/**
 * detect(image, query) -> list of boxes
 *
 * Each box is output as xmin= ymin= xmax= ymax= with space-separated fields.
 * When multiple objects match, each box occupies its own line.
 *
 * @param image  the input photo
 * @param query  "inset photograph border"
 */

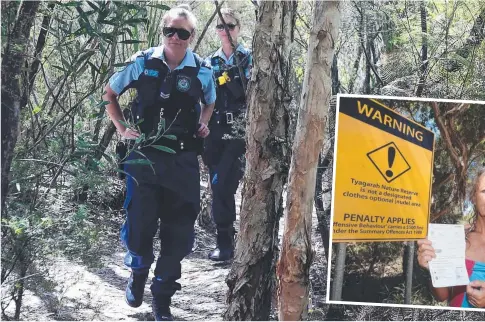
xmin=326 ymin=94 xmax=485 ymax=313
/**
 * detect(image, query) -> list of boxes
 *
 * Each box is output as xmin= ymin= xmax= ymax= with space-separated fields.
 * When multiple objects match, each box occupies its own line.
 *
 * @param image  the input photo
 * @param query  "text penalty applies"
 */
xmin=343 ymin=213 xmax=416 ymax=225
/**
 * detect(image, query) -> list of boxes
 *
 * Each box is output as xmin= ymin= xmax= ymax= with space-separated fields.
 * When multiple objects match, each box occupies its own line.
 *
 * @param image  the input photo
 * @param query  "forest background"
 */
xmin=1 ymin=0 xmax=485 ymax=320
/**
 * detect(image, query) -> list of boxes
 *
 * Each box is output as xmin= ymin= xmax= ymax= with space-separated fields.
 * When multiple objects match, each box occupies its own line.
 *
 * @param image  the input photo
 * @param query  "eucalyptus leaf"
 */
xmin=118 ymin=120 xmax=131 ymax=128
xmin=99 ymin=19 xmax=117 ymax=26
xmin=162 ymin=135 xmax=177 ymax=141
xmin=120 ymin=159 xmax=154 ymax=165
xmin=151 ymin=145 xmax=176 ymax=154
xmin=120 ymin=40 xmax=145 ymax=44
xmin=146 ymin=4 xmax=171 ymax=10
xmin=125 ymin=18 xmax=148 ymax=25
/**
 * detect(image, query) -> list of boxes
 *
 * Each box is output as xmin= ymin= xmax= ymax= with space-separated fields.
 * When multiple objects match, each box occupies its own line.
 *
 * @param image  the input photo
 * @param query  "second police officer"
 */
xmin=103 ymin=5 xmax=215 ymax=321
xmin=203 ymin=8 xmax=252 ymax=261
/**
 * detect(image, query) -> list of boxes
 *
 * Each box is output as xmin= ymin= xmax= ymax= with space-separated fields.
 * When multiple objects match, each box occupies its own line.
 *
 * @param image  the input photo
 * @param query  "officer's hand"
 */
xmin=466 ymin=280 xmax=485 ymax=308
xmin=197 ymin=123 xmax=210 ymax=138
xmin=121 ymin=128 xmax=140 ymax=139
xmin=417 ymin=239 xmax=436 ymax=270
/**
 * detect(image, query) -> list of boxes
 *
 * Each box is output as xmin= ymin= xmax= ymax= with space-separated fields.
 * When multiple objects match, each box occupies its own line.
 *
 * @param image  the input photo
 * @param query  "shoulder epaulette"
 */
xmin=193 ymin=52 xmax=211 ymax=69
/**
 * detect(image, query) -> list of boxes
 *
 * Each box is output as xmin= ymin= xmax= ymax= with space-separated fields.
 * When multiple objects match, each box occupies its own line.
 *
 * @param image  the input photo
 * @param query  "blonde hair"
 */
xmin=160 ymin=4 xmax=197 ymax=32
xmin=467 ymin=168 xmax=485 ymax=235
xmin=218 ymin=7 xmax=241 ymax=27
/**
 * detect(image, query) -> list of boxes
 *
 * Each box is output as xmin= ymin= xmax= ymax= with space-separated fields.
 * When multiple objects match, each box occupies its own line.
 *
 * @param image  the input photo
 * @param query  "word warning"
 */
xmin=332 ymin=96 xmax=435 ymax=242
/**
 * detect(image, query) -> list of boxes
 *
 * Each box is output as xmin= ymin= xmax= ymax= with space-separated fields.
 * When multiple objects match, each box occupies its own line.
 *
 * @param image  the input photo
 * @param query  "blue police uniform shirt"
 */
xmin=109 ymin=46 xmax=216 ymax=105
xmin=207 ymin=43 xmax=252 ymax=80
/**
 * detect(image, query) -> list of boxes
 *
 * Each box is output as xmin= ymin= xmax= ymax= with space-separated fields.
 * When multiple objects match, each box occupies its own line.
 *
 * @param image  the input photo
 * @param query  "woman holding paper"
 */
xmin=417 ymin=169 xmax=485 ymax=308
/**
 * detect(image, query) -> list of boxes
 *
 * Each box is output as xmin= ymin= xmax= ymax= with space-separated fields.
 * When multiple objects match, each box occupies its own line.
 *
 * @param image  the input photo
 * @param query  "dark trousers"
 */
xmin=203 ymin=138 xmax=245 ymax=228
xmin=121 ymin=149 xmax=200 ymax=297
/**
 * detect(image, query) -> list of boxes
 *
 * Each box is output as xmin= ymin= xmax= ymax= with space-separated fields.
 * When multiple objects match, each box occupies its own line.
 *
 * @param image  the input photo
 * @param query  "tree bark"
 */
xmin=415 ymin=1 xmax=428 ymax=97
xmin=277 ymin=1 xmax=340 ymax=319
xmin=331 ymin=55 xmax=340 ymax=95
xmin=314 ymin=152 xmax=329 ymax=256
xmin=13 ymin=250 xmax=29 ymax=320
xmin=457 ymin=7 xmax=485 ymax=58
xmin=314 ymin=58 xmax=339 ymax=258
xmin=21 ymin=2 xmax=56 ymax=109
xmin=348 ymin=6 xmax=364 ymax=94
xmin=363 ymin=4 xmax=371 ymax=94
xmin=1 ymin=0 xmax=40 ymax=212
xmin=224 ymin=1 xmax=296 ymax=320
xmin=431 ymin=102 xmax=471 ymax=205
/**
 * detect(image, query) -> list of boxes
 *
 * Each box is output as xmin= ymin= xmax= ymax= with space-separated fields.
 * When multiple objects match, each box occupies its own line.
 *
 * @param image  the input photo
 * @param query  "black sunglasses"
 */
xmin=162 ymin=27 xmax=192 ymax=40
xmin=216 ymin=23 xmax=237 ymax=31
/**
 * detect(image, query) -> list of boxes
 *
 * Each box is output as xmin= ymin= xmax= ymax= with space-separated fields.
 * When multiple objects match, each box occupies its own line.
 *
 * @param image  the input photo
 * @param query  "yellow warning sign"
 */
xmin=332 ymin=96 xmax=435 ymax=242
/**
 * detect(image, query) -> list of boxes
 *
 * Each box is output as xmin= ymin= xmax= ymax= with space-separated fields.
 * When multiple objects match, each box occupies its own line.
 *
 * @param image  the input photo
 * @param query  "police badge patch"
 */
xmin=144 ymin=69 xmax=159 ymax=77
xmin=176 ymin=75 xmax=191 ymax=92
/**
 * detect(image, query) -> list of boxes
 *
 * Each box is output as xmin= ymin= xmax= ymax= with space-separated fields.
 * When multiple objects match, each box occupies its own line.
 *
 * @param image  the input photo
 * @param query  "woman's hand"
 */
xmin=121 ymin=128 xmax=140 ymax=139
xmin=466 ymin=280 xmax=485 ymax=308
xmin=197 ymin=123 xmax=210 ymax=138
xmin=417 ymin=239 xmax=436 ymax=270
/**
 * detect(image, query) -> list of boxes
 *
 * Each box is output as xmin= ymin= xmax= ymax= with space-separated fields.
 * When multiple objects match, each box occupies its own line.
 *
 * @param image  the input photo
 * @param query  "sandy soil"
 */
xmin=5 ymin=185 xmax=330 ymax=321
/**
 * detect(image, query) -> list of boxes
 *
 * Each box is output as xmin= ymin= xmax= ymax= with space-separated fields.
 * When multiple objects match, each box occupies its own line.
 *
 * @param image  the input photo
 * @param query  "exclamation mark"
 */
xmin=386 ymin=146 xmax=396 ymax=177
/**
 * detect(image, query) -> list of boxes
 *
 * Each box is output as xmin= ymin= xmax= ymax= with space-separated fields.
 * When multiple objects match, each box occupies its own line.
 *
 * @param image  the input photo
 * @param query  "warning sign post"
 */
xmin=332 ymin=96 xmax=435 ymax=242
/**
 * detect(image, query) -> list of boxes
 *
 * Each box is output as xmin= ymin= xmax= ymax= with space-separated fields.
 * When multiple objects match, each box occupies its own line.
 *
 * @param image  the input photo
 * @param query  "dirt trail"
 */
xmin=10 ymin=188 xmax=238 ymax=321
xmin=13 ymin=248 xmax=231 ymax=320
xmin=9 ymin=187 xmax=328 ymax=321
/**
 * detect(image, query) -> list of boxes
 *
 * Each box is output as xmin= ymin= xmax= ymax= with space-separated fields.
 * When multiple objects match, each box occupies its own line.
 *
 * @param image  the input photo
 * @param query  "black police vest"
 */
xmin=131 ymin=53 xmax=206 ymax=144
xmin=210 ymin=51 xmax=249 ymax=117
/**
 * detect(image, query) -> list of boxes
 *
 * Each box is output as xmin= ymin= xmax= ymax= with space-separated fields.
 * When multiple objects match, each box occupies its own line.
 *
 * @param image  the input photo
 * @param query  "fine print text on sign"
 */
xmin=428 ymin=224 xmax=470 ymax=287
xmin=332 ymin=95 xmax=435 ymax=242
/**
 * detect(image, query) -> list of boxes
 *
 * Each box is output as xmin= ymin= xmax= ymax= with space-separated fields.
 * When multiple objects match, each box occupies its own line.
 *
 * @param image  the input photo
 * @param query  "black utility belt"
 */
xmin=132 ymin=136 xmax=202 ymax=154
xmin=157 ymin=136 xmax=201 ymax=153
xmin=213 ymin=111 xmax=246 ymax=126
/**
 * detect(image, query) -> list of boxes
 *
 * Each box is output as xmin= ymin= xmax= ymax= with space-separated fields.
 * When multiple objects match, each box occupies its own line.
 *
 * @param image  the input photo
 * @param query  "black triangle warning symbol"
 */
xmin=367 ymin=142 xmax=411 ymax=183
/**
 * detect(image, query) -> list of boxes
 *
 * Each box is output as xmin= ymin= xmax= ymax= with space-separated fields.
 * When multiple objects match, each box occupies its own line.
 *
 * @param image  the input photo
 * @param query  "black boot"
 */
xmin=152 ymin=296 xmax=173 ymax=321
xmin=125 ymin=271 xmax=148 ymax=307
xmin=150 ymin=277 xmax=180 ymax=321
xmin=208 ymin=226 xmax=235 ymax=261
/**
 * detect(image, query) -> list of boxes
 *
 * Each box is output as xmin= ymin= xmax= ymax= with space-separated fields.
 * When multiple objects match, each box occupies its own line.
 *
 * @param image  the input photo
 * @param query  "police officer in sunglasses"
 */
xmin=103 ymin=4 xmax=215 ymax=321
xmin=203 ymin=8 xmax=252 ymax=262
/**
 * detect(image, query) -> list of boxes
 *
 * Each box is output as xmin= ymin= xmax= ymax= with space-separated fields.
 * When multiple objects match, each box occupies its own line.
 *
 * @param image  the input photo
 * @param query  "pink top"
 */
xmin=449 ymin=258 xmax=485 ymax=308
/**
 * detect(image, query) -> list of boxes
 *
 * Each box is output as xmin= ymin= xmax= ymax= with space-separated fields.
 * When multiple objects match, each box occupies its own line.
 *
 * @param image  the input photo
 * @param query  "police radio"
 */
xmin=217 ymin=71 xmax=231 ymax=86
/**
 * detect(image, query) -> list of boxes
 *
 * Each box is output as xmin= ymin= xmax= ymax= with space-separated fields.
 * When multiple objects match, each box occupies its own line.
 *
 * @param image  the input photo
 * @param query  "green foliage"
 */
xmin=0 ymin=1 xmax=174 ymax=318
xmin=2 ymin=0 xmax=484 ymax=318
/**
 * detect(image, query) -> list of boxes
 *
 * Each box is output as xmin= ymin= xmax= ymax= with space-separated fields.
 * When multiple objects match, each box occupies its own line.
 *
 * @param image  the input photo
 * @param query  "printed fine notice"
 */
xmin=428 ymin=223 xmax=470 ymax=288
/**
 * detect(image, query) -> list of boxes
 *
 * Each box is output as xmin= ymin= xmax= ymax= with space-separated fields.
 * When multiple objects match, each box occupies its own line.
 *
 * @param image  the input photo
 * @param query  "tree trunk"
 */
xmin=277 ymin=1 xmax=340 ymax=319
xmin=93 ymin=108 xmax=131 ymax=161
xmin=92 ymin=27 xmax=119 ymax=144
xmin=415 ymin=1 xmax=428 ymax=97
xmin=1 ymin=0 xmax=40 ymax=212
xmin=224 ymin=1 xmax=296 ymax=320
xmin=348 ymin=7 xmax=364 ymax=94
xmin=314 ymin=152 xmax=330 ymax=256
xmin=331 ymin=55 xmax=340 ymax=95
xmin=21 ymin=2 xmax=56 ymax=109
xmin=431 ymin=102 xmax=471 ymax=206
xmin=457 ymin=7 xmax=485 ymax=58
xmin=363 ymin=4 xmax=371 ymax=94
xmin=314 ymin=57 xmax=339 ymax=258
xmin=13 ymin=251 xmax=29 ymax=320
